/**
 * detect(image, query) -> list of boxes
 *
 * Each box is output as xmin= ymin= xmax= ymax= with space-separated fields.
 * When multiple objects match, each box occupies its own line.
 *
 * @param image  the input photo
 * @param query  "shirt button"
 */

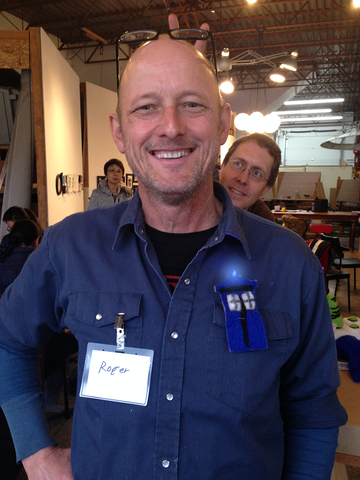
xmin=139 ymin=228 xmax=144 ymax=235
xmin=162 ymin=460 xmax=170 ymax=468
xmin=171 ymin=332 xmax=179 ymax=339
xmin=166 ymin=393 xmax=174 ymax=401
xmin=95 ymin=314 xmax=102 ymax=320
xmin=184 ymin=278 xmax=190 ymax=285
xmin=214 ymin=236 xmax=219 ymax=241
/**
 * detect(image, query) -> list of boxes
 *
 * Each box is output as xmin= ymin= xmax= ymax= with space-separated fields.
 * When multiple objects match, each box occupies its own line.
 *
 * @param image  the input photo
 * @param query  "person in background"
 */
xmin=0 ymin=219 xmax=42 ymax=295
xmin=0 ymin=206 xmax=31 ymax=253
xmin=87 ymin=158 xmax=133 ymax=209
xmin=219 ymin=133 xmax=281 ymax=222
xmin=0 ymin=21 xmax=346 ymax=480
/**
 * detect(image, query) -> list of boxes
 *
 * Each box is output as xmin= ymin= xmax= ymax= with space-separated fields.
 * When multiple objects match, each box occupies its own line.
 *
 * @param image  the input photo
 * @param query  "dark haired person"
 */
xmin=0 ymin=206 xmax=31 ymax=255
xmin=88 ymin=158 xmax=133 ymax=209
xmin=220 ymin=133 xmax=281 ymax=221
xmin=0 ymin=219 xmax=42 ymax=295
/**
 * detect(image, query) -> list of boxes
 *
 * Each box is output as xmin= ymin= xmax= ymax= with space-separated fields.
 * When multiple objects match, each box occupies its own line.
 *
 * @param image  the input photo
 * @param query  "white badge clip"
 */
xmin=114 ymin=312 xmax=126 ymax=351
xmin=80 ymin=312 xmax=154 ymax=406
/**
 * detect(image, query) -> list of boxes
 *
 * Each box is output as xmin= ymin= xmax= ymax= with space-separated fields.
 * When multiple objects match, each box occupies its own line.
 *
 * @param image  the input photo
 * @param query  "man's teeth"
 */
xmin=230 ymin=188 xmax=245 ymax=196
xmin=154 ymin=151 xmax=190 ymax=159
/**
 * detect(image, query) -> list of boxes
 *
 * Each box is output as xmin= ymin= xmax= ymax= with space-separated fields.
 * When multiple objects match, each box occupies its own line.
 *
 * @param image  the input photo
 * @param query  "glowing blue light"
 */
xmin=232 ymin=270 xmax=237 ymax=277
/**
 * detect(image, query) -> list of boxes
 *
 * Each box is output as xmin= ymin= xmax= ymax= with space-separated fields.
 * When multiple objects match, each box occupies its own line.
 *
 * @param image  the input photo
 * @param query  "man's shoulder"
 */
xmin=50 ymin=202 xmax=130 ymax=237
xmin=235 ymin=205 xmax=311 ymax=251
xmin=248 ymin=199 xmax=275 ymax=222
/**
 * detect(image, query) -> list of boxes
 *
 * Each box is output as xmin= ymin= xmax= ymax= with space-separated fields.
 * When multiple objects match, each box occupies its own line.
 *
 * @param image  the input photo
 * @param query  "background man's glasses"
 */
xmin=229 ymin=159 xmax=269 ymax=183
xmin=116 ymin=28 xmax=218 ymax=90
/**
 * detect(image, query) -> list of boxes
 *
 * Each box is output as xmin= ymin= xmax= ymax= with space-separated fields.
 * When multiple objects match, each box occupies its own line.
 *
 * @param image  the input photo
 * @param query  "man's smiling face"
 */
xmin=219 ymin=140 xmax=273 ymax=210
xmin=111 ymin=37 xmax=230 ymax=206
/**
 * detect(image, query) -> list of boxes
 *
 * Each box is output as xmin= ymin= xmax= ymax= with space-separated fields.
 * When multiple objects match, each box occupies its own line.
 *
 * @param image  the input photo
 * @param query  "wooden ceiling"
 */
xmin=1 ymin=0 xmax=360 ymax=119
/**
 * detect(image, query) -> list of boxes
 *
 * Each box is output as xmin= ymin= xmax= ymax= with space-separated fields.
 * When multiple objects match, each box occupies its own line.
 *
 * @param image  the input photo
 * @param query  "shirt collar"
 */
xmin=113 ymin=182 xmax=251 ymax=258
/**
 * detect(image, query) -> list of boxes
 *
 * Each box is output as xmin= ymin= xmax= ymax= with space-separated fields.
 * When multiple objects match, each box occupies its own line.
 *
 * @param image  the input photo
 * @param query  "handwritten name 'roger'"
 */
xmin=98 ymin=361 xmax=130 ymax=375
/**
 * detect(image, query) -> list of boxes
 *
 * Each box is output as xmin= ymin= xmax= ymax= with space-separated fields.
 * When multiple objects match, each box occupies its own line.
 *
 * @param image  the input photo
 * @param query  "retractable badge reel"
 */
xmin=80 ymin=313 xmax=154 ymax=406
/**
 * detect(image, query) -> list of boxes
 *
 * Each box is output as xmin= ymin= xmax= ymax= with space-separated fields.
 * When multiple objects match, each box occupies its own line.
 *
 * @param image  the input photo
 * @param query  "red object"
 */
xmin=309 ymin=224 xmax=333 ymax=234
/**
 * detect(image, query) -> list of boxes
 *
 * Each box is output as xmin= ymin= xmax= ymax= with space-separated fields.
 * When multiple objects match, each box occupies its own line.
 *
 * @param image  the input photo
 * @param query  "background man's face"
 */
xmin=112 ymin=38 xmax=230 ymax=205
xmin=219 ymin=140 xmax=273 ymax=210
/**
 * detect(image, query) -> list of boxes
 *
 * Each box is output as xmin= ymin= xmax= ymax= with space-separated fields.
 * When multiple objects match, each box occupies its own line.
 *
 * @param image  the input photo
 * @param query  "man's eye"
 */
xmin=251 ymin=169 xmax=263 ymax=178
xmin=139 ymin=105 xmax=152 ymax=110
xmin=234 ymin=161 xmax=244 ymax=168
xmin=186 ymin=102 xmax=199 ymax=108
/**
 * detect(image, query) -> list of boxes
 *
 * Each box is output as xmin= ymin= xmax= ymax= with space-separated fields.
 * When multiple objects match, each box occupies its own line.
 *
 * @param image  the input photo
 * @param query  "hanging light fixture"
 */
xmin=354 ymin=0 xmax=360 ymax=7
xmin=269 ymin=68 xmax=286 ymax=83
xmin=234 ymin=112 xmax=281 ymax=134
xmin=220 ymin=79 xmax=234 ymax=94
xmin=280 ymin=51 xmax=298 ymax=71
xmin=218 ymin=48 xmax=233 ymax=94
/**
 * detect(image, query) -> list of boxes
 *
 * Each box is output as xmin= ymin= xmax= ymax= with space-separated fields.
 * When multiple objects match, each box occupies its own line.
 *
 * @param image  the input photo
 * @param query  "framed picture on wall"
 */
xmin=97 ymin=175 xmax=105 ymax=185
xmin=126 ymin=173 xmax=133 ymax=189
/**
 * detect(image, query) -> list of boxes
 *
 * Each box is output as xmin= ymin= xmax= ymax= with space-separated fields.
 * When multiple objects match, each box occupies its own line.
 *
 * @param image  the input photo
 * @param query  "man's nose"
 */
xmin=236 ymin=168 xmax=251 ymax=183
xmin=155 ymin=107 xmax=186 ymax=138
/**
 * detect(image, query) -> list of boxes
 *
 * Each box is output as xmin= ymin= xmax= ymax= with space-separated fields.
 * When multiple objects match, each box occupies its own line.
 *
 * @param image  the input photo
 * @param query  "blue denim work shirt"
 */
xmin=0 ymin=182 xmax=347 ymax=479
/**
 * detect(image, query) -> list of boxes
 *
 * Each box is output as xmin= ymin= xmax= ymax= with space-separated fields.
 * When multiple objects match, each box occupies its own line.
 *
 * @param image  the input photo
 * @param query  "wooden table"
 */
xmin=273 ymin=211 xmax=358 ymax=252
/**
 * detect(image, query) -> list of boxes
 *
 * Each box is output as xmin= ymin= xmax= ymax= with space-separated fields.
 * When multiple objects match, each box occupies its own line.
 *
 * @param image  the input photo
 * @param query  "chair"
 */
xmin=319 ymin=234 xmax=351 ymax=311
xmin=321 ymin=233 xmax=360 ymax=290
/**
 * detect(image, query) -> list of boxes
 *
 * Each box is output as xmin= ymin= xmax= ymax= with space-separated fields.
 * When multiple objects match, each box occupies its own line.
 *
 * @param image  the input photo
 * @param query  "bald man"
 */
xmin=0 ymin=26 xmax=346 ymax=480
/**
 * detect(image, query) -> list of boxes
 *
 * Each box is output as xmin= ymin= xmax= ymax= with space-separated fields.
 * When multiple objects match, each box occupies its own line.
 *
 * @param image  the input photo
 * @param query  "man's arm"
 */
xmin=282 ymin=427 xmax=339 ymax=480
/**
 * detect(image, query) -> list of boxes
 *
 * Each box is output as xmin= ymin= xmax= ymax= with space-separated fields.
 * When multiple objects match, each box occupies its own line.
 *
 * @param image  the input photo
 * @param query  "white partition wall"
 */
xmin=41 ymin=29 xmax=84 ymax=226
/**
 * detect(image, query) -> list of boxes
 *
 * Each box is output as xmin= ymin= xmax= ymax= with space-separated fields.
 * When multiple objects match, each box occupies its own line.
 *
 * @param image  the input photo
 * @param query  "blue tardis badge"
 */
xmin=215 ymin=272 xmax=268 ymax=352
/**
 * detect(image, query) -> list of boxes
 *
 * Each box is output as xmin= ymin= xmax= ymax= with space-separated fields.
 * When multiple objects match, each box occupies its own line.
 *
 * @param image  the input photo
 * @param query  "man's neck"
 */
xmin=139 ymin=179 xmax=222 ymax=233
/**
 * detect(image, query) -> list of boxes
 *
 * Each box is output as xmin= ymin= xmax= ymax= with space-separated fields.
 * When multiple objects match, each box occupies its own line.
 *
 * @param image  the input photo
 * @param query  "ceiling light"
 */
xmin=284 ymin=98 xmax=344 ymax=106
xmin=221 ymin=48 xmax=230 ymax=58
xmin=220 ymin=80 xmax=234 ymax=94
xmin=270 ymin=68 xmax=285 ymax=83
xmin=280 ymin=116 xmax=343 ymax=123
xmin=353 ymin=0 xmax=360 ymax=7
xmin=247 ymin=0 xmax=257 ymax=3
xmin=277 ymin=109 xmax=332 ymax=115
xmin=234 ymin=112 xmax=281 ymax=133
xmin=280 ymin=51 xmax=298 ymax=71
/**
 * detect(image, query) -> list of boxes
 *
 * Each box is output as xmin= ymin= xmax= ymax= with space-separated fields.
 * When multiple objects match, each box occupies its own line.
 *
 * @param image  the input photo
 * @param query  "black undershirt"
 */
xmin=145 ymin=224 xmax=217 ymax=293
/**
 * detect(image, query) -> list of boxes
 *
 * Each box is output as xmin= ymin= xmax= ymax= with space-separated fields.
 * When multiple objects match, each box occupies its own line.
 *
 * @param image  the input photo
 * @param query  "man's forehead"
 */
xmin=120 ymin=37 xmax=212 ymax=87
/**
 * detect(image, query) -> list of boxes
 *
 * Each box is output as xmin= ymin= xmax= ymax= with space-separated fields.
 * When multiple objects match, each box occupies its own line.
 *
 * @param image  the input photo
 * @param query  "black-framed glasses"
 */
xmin=116 ymin=28 xmax=218 ymax=90
xmin=229 ymin=159 xmax=269 ymax=183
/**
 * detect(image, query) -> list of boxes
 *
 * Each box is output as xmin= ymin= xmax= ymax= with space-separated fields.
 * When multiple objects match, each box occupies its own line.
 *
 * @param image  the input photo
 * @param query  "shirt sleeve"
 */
xmin=282 ymin=427 xmax=339 ymax=480
xmin=0 ymin=344 xmax=56 ymax=461
xmin=0 ymin=229 xmax=61 ymax=460
xmin=87 ymin=190 xmax=98 ymax=210
xmin=280 ymin=260 xmax=347 ymax=429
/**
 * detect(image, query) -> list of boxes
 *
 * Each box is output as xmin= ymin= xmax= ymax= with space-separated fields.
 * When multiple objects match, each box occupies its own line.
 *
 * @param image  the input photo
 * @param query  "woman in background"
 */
xmin=0 ymin=219 xmax=42 ymax=295
xmin=88 ymin=158 xmax=133 ymax=209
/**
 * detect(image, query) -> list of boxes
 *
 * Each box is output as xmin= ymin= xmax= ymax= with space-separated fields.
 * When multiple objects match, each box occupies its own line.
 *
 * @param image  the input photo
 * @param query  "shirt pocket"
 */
xmin=205 ymin=302 xmax=293 ymax=413
xmin=66 ymin=292 xmax=143 ymax=346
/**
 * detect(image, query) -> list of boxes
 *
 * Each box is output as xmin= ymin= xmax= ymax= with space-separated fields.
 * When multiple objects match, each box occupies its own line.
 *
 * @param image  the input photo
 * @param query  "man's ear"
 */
xmin=110 ymin=113 xmax=125 ymax=154
xmin=219 ymin=103 xmax=232 ymax=145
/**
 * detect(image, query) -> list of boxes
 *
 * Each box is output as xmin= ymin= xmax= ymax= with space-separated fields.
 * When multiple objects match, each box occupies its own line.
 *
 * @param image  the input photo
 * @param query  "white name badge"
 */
xmin=80 ymin=343 xmax=154 ymax=406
